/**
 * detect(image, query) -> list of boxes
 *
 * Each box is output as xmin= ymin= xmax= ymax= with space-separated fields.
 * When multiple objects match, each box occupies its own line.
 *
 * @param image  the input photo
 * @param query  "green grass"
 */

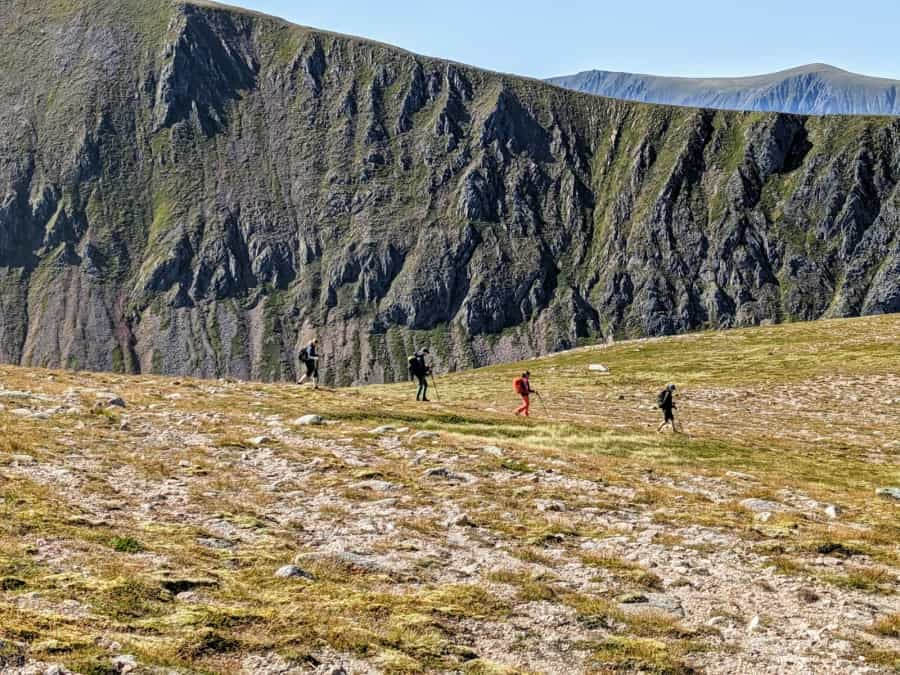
xmin=0 ymin=314 xmax=898 ymax=672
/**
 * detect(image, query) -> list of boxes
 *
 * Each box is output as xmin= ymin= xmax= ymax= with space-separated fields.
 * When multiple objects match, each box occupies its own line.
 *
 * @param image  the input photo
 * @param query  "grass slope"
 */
xmin=0 ymin=315 xmax=898 ymax=673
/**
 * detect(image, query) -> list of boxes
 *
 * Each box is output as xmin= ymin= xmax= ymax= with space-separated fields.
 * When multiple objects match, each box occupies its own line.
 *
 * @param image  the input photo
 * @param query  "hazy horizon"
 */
xmin=226 ymin=0 xmax=900 ymax=81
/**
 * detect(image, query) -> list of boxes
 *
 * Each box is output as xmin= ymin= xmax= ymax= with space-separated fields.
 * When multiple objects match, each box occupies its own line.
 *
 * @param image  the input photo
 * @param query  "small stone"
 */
xmin=247 ymin=436 xmax=270 ymax=447
xmin=876 ymin=487 xmax=900 ymax=501
xmin=451 ymin=513 xmax=475 ymax=527
xmin=275 ymin=565 xmax=314 ymax=580
xmin=482 ymin=445 xmax=504 ymax=457
xmin=536 ymin=499 xmax=567 ymax=513
xmin=411 ymin=431 xmax=439 ymax=440
xmin=105 ymin=397 xmax=127 ymax=409
xmin=295 ymin=415 xmax=324 ymax=426
xmin=352 ymin=479 xmax=397 ymax=492
xmin=588 ymin=364 xmax=610 ymax=373
xmin=11 ymin=454 xmax=36 ymax=466
xmin=112 ymin=654 xmax=137 ymax=673
xmin=11 ymin=408 xmax=30 ymax=416
xmin=371 ymin=425 xmax=396 ymax=435
xmin=425 ymin=467 xmax=452 ymax=479
xmin=618 ymin=593 xmax=684 ymax=618
xmin=747 ymin=615 xmax=761 ymax=633
xmin=755 ymin=512 xmax=773 ymax=523
xmin=740 ymin=498 xmax=787 ymax=513
xmin=824 ymin=504 xmax=841 ymax=519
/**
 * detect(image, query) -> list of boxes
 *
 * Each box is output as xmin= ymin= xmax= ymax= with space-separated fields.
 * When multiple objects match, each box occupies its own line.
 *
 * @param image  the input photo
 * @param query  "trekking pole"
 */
xmin=535 ymin=391 xmax=549 ymax=414
xmin=430 ymin=375 xmax=441 ymax=402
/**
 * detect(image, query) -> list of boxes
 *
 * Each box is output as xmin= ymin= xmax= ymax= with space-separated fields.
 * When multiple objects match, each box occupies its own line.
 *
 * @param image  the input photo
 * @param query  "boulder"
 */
xmin=275 ymin=565 xmax=315 ymax=580
xmin=617 ymin=592 xmax=684 ymax=618
xmin=740 ymin=498 xmax=788 ymax=513
xmin=294 ymin=415 xmax=325 ymax=426
xmin=876 ymin=487 xmax=900 ymax=501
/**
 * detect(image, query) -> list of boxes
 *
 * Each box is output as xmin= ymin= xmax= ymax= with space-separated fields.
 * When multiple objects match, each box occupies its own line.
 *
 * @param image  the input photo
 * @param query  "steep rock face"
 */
xmin=0 ymin=0 xmax=898 ymax=385
xmin=549 ymin=64 xmax=900 ymax=116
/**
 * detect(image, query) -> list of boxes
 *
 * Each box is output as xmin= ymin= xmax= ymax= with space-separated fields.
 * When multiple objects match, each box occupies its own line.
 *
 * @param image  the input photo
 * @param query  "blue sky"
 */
xmin=230 ymin=0 xmax=899 ymax=80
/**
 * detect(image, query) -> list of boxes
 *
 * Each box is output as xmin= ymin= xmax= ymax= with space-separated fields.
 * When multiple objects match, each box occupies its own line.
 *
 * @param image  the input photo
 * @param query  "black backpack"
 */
xmin=409 ymin=355 xmax=425 ymax=376
xmin=299 ymin=347 xmax=309 ymax=363
xmin=657 ymin=389 xmax=669 ymax=409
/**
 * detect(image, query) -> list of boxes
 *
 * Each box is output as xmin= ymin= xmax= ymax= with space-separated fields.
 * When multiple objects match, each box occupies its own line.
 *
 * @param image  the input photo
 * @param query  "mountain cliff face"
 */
xmin=548 ymin=64 xmax=900 ymax=116
xmin=1 ymin=0 xmax=899 ymax=385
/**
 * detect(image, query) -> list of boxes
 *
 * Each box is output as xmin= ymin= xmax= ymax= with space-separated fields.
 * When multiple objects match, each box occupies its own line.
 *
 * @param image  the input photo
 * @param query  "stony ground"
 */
xmin=0 ymin=316 xmax=899 ymax=674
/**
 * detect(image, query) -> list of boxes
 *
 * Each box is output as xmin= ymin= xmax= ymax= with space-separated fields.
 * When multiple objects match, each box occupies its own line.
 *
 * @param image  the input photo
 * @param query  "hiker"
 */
xmin=297 ymin=338 xmax=320 ymax=389
xmin=657 ymin=383 xmax=679 ymax=433
xmin=514 ymin=371 xmax=535 ymax=417
xmin=409 ymin=348 xmax=431 ymax=402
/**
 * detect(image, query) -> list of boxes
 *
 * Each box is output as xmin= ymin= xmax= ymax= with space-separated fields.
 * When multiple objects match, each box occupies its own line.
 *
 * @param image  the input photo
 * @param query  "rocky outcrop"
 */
xmin=0 ymin=0 xmax=898 ymax=385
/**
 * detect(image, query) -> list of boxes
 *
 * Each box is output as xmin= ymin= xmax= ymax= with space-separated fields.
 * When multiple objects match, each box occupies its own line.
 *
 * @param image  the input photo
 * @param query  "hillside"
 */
xmin=548 ymin=64 xmax=900 ymax=116
xmin=0 ymin=315 xmax=899 ymax=674
xmin=1 ymin=1 xmax=900 ymax=385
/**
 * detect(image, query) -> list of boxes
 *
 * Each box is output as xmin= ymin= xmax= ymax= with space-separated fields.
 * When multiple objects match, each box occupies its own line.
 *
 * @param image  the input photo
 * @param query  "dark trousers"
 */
xmin=416 ymin=375 xmax=428 ymax=401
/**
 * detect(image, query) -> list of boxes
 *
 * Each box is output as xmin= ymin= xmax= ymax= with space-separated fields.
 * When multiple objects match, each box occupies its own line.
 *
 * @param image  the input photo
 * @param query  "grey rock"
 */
xmin=617 ymin=592 xmax=685 ymax=618
xmin=371 ymin=426 xmax=397 ymax=435
xmin=275 ymin=565 xmax=315 ymax=580
xmin=740 ymin=498 xmax=789 ymax=513
xmin=10 ymin=454 xmax=36 ymax=466
xmin=111 ymin=654 xmax=137 ymax=673
xmin=876 ymin=487 xmax=900 ymax=501
xmin=482 ymin=446 xmax=505 ymax=457
xmin=197 ymin=537 xmax=235 ymax=549
xmin=411 ymin=431 xmax=439 ymax=440
xmin=352 ymin=479 xmax=397 ymax=492
xmin=536 ymin=499 xmax=567 ymax=513
xmin=295 ymin=414 xmax=325 ymax=426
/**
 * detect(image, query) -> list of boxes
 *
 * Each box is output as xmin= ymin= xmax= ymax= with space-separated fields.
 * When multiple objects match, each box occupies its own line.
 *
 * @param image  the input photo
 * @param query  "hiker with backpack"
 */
xmin=297 ymin=338 xmax=320 ymax=389
xmin=514 ymin=371 xmax=536 ymax=417
xmin=657 ymin=384 xmax=679 ymax=433
xmin=409 ymin=348 xmax=432 ymax=402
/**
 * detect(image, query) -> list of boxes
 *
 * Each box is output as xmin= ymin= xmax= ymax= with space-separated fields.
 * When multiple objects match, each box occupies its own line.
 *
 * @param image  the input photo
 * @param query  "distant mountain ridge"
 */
xmin=548 ymin=64 xmax=900 ymax=115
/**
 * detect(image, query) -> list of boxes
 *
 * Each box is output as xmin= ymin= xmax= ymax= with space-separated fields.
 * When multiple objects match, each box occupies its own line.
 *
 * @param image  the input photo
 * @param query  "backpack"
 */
xmin=299 ymin=347 xmax=309 ymax=363
xmin=657 ymin=389 xmax=669 ymax=409
xmin=513 ymin=377 xmax=528 ymax=396
xmin=408 ymin=355 xmax=421 ymax=375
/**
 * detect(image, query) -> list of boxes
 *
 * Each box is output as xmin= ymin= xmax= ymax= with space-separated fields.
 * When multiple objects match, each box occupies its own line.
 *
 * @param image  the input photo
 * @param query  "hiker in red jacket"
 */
xmin=514 ymin=371 xmax=534 ymax=417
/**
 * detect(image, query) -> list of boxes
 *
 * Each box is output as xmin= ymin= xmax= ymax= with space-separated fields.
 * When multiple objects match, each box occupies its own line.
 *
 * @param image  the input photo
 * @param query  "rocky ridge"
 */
xmin=1 ymin=1 xmax=899 ymax=384
xmin=549 ymin=64 xmax=900 ymax=116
